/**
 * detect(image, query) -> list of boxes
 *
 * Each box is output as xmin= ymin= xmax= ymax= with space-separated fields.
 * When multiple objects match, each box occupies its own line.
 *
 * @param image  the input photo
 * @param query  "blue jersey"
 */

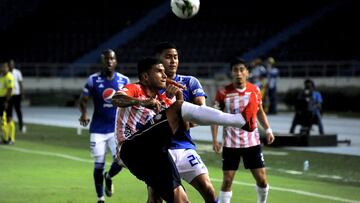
xmin=83 ymin=72 xmax=130 ymax=134
xmin=170 ymin=74 xmax=207 ymax=150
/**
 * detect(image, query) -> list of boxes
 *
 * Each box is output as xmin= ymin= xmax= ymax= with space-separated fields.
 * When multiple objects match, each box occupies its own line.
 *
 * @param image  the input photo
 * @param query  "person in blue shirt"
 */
xmin=265 ymin=57 xmax=279 ymax=114
xmin=290 ymin=79 xmax=324 ymax=135
xmin=148 ymin=42 xmax=217 ymax=203
xmin=79 ymin=49 xmax=130 ymax=203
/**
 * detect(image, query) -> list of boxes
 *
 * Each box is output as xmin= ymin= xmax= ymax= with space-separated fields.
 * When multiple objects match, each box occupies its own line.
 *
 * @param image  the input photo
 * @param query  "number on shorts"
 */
xmin=187 ymin=154 xmax=202 ymax=167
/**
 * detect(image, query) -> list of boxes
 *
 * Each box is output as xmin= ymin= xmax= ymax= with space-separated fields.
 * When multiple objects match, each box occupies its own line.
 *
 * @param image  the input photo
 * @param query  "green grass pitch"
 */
xmin=0 ymin=124 xmax=359 ymax=203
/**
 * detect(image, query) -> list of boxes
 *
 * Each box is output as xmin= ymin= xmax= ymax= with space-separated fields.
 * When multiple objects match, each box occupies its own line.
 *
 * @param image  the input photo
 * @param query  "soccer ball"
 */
xmin=170 ymin=0 xmax=200 ymax=19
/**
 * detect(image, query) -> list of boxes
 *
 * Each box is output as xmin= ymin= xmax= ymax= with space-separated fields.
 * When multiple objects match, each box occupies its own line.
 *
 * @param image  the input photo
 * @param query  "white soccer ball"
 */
xmin=170 ymin=0 xmax=200 ymax=19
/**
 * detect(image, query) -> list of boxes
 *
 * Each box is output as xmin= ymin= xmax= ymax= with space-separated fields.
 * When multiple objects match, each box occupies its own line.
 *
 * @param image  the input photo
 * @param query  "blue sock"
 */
xmin=94 ymin=163 xmax=105 ymax=198
xmin=108 ymin=161 xmax=123 ymax=178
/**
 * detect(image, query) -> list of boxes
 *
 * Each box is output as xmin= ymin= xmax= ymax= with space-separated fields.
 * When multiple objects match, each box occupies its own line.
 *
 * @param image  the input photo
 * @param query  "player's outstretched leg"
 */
xmin=180 ymin=101 xmax=249 ymax=128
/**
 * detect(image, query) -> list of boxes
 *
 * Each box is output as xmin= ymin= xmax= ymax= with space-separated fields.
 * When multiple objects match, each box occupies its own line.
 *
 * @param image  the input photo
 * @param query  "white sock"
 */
xmin=219 ymin=191 xmax=232 ymax=203
xmin=181 ymin=101 xmax=245 ymax=127
xmin=256 ymin=185 xmax=269 ymax=203
xmin=98 ymin=196 xmax=105 ymax=201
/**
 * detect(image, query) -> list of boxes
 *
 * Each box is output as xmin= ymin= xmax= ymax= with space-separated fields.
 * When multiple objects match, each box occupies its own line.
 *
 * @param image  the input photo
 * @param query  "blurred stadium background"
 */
xmin=0 ymin=0 xmax=359 ymax=109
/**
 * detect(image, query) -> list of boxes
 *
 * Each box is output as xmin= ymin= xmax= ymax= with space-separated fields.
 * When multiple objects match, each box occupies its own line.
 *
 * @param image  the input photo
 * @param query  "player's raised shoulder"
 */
xmin=116 ymin=72 xmax=130 ymax=82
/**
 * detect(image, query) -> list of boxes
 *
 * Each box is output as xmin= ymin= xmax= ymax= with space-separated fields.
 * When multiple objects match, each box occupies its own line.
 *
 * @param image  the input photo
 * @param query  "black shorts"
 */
xmin=120 ymin=111 xmax=181 ymax=203
xmin=222 ymin=145 xmax=265 ymax=170
xmin=0 ymin=97 xmax=13 ymax=118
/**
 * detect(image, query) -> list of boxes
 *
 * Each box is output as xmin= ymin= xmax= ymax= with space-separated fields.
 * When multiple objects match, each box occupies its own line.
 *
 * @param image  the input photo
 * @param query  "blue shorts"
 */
xmin=222 ymin=145 xmax=265 ymax=170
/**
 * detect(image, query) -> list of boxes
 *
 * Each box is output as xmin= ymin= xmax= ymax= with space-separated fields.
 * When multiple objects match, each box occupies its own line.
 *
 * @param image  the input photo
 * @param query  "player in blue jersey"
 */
xmin=149 ymin=42 xmax=217 ymax=203
xmin=79 ymin=49 xmax=130 ymax=203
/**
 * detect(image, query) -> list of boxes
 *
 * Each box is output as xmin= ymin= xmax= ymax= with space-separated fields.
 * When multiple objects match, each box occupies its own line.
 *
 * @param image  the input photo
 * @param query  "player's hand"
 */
xmin=212 ymin=141 xmax=222 ymax=154
xmin=165 ymin=83 xmax=183 ymax=99
xmin=189 ymin=122 xmax=198 ymax=128
xmin=166 ymin=79 xmax=186 ymax=90
xmin=266 ymin=132 xmax=275 ymax=145
xmin=79 ymin=114 xmax=90 ymax=127
xmin=142 ymin=98 xmax=162 ymax=114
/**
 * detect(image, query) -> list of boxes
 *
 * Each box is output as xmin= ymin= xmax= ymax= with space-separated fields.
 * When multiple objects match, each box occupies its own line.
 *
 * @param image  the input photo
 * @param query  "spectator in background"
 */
xmin=9 ymin=59 xmax=25 ymax=132
xmin=249 ymin=58 xmax=268 ymax=112
xmin=289 ymin=79 xmax=324 ymax=135
xmin=265 ymin=57 xmax=279 ymax=114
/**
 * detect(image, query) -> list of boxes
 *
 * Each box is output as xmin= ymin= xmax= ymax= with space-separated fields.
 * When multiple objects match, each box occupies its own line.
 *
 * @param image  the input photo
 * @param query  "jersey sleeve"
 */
xmin=254 ymin=86 xmax=262 ymax=105
xmin=16 ymin=69 xmax=23 ymax=82
xmin=117 ymin=83 xmax=139 ymax=97
xmin=188 ymin=76 xmax=207 ymax=98
xmin=82 ymin=76 xmax=93 ymax=97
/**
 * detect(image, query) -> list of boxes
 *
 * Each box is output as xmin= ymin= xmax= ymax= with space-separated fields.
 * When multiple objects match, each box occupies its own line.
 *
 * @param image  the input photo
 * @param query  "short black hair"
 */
xmin=154 ymin=42 xmax=177 ymax=55
xmin=101 ymin=49 xmax=115 ymax=57
xmin=304 ymin=79 xmax=315 ymax=88
xmin=137 ymin=57 xmax=161 ymax=80
xmin=229 ymin=57 xmax=247 ymax=70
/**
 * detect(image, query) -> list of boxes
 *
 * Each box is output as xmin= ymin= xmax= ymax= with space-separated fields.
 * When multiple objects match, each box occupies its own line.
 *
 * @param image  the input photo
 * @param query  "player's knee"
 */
xmin=222 ymin=178 xmax=233 ymax=190
xmin=94 ymin=162 xmax=105 ymax=169
xmin=256 ymin=178 xmax=268 ymax=188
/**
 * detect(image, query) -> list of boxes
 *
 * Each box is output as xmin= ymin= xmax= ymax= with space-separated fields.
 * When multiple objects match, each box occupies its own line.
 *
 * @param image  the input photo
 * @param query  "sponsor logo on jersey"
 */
xmin=102 ymin=88 xmax=115 ymax=104
xmin=98 ymin=83 xmax=104 ymax=88
xmin=96 ymin=77 xmax=104 ymax=83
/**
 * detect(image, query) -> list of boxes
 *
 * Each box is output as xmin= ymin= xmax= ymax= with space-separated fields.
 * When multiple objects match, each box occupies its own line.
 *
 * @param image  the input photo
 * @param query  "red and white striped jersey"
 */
xmin=214 ymin=82 xmax=262 ymax=148
xmin=115 ymin=83 xmax=173 ymax=144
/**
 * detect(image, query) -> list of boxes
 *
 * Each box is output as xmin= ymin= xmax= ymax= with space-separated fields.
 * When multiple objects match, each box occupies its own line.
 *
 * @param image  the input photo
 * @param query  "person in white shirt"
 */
xmin=9 ymin=60 xmax=25 ymax=132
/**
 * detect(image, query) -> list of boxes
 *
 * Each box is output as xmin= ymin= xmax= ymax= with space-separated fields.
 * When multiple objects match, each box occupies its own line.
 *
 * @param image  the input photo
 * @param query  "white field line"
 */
xmin=1 ymin=145 xmax=360 ymax=203
xmin=211 ymin=178 xmax=360 ymax=203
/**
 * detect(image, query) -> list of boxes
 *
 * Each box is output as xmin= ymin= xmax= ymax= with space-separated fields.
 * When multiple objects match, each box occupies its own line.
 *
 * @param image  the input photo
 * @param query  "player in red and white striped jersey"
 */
xmin=211 ymin=58 xmax=275 ymax=203
xmin=114 ymin=82 xmax=173 ymax=144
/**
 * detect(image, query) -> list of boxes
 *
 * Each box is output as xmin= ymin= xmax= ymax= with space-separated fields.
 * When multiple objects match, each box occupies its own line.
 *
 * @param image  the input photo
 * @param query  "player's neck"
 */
xmin=233 ymin=82 xmax=246 ymax=89
xmin=140 ymin=83 xmax=158 ymax=98
xmin=104 ymin=71 xmax=114 ymax=80
xmin=167 ymin=73 xmax=176 ymax=79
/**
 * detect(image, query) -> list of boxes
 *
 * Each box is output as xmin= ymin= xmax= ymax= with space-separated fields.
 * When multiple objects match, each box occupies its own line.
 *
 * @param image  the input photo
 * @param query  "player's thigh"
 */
xmin=105 ymin=132 xmax=117 ymax=158
xmin=222 ymin=147 xmax=241 ymax=171
xmin=170 ymin=149 xmax=208 ymax=183
xmin=90 ymin=133 xmax=107 ymax=158
xmin=242 ymin=145 xmax=265 ymax=170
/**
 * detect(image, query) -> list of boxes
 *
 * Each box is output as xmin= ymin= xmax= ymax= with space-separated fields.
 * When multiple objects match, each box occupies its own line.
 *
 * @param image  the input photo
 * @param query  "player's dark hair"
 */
xmin=304 ymin=78 xmax=315 ymax=88
xmin=137 ymin=57 xmax=161 ymax=80
xmin=154 ymin=42 xmax=177 ymax=55
xmin=101 ymin=49 xmax=116 ymax=57
xmin=229 ymin=57 xmax=247 ymax=70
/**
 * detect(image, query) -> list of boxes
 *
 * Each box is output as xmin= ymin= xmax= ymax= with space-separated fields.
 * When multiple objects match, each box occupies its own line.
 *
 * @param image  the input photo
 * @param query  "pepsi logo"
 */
xmin=103 ymin=88 xmax=116 ymax=103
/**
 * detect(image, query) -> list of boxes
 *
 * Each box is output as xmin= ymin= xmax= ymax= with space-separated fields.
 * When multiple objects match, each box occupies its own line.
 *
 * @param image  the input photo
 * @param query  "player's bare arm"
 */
xmin=112 ymin=93 xmax=162 ymax=113
xmin=211 ymin=102 xmax=223 ymax=154
xmin=79 ymin=94 xmax=90 ymax=126
xmin=257 ymin=104 xmax=275 ymax=144
xmin=211 ymin=124 xmax=222 ymax=154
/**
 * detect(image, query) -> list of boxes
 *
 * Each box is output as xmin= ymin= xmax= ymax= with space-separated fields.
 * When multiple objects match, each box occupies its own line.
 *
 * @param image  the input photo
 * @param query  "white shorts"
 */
xmin=90 ymin=132 xmax=117 ymax=162
xmin=169 ymin=148 xmax=208 ymax=183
